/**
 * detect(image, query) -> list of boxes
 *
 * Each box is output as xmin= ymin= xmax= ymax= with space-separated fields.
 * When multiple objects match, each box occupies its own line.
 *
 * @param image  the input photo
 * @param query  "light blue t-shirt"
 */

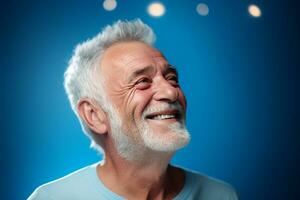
xmin=28 ymin=163 xmax=238 ymax=200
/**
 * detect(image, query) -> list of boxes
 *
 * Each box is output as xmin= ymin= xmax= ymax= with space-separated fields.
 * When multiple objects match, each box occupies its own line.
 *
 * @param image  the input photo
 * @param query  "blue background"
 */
xmin=1 ymin=0 xmax=299 ymax=199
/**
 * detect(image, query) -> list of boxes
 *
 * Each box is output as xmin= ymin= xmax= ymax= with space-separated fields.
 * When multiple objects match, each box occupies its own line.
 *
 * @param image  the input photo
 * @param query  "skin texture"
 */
xmin=77 ymin=41 xmax=188 ymax=200
xmin=100 ymin=41 xmax=187 ymax=142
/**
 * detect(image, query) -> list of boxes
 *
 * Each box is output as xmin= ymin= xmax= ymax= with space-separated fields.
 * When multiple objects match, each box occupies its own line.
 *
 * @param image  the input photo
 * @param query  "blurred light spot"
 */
xmin=248 ymin=4 xmax=261 ymax=17
xmin=103 ymin=0 xmax=117 ymax=11
xmin=196 ymin=3 xmax=209 ymax=16
xmin=147 ymin=2 xmax=165 ymax=17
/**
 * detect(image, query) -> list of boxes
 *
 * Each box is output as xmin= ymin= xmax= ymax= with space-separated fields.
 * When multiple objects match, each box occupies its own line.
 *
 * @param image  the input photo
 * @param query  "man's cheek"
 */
xmin=178 ymin=91 xmax=187 ymax=109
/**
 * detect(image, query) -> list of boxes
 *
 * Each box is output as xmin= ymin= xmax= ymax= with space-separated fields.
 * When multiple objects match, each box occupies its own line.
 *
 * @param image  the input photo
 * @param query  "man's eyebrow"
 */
xmin=128 ymin=66 xmax=155 ymax=82
xmin=164 ymin=64 xmax=179 ymax=76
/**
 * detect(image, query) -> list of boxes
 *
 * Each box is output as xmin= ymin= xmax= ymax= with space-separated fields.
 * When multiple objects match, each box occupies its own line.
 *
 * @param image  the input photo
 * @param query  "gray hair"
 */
xmin=64 ymin=19 xmax=156 ymax=153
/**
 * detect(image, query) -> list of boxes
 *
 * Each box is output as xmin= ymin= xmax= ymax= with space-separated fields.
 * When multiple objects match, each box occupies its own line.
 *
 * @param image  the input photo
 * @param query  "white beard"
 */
xmin=138 ymin=102 xmax=190 ymax=152
xmin=105 ymin=101 xmax=191 ymax=161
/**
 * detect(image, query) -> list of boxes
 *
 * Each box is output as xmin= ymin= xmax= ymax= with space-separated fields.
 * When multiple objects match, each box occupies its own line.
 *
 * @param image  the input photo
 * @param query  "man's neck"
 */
xmin=96 ymin=153 xmax=185 ymax=200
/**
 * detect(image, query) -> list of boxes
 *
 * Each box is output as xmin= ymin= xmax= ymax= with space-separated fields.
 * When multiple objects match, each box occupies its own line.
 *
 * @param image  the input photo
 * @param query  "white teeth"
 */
xmin=152 ymin=114 xmax=175 ymax=120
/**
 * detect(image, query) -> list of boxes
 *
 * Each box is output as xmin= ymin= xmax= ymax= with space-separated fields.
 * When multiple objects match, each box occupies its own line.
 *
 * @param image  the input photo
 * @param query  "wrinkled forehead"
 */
xmin=119 ymin=49 xmax=166 ymax=67
xmin=99 ymin=41 xmax=168 ymax=77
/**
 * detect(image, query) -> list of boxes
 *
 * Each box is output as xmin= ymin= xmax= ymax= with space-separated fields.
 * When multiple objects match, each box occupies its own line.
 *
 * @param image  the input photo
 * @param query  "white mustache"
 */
xmin=142 ymin=102 xmax=184 ymax=118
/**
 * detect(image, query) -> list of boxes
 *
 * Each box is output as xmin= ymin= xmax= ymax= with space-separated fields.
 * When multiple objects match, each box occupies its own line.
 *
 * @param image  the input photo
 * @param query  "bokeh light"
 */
xmin=147 ymin=2 xmax=165 ymax=17
xmin=248 ymin=4 xmax=261 ymax=17
xmin=196 ymin=3 xmax=209 ymax=16
xmin=103 ymin=0 xmax=117 ymax=11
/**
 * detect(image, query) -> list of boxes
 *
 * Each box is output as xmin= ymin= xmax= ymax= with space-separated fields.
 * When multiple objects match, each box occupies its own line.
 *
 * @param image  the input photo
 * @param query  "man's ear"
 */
xmin=77 ymin=99 xmax=108 ymax=135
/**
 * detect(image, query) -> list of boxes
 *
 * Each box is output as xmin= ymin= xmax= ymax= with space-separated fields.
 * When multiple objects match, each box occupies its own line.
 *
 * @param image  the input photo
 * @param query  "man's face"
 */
xmin=100 ymin=41 xmax=190 ymax=157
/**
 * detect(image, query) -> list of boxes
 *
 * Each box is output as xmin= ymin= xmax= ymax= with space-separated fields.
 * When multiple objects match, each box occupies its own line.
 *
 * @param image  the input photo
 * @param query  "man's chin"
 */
xmin=145 ymin=118 xmax=186 ymax=133
xmin=144 ymin=136 xmax=190 ymax=153
xmin=140 ymin=124 xmax=191 ymax=152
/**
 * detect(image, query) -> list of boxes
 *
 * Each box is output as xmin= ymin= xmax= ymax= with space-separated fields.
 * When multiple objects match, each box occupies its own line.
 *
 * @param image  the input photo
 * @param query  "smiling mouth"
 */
xmin=145 ymin=112 xmax=181 ymax=121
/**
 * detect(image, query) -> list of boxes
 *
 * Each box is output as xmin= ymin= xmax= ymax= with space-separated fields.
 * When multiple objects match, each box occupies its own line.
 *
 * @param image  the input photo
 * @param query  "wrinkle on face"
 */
xmin=99 ymin=41 xmax=183 ymax=140
xmin=108 ymin=82 xmax=137 ymax=121
xmin=100 ymin=41 xmax=160 ymax=101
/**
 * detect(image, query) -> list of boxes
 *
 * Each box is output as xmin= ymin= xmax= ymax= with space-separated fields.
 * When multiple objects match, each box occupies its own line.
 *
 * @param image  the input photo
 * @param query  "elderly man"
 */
xmin=28 ymin=19 xmax=238 ymax=200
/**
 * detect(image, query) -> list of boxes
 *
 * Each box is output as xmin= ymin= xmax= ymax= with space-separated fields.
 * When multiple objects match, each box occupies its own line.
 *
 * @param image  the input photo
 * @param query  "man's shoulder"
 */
xmin=180 ymin=167 xmax=239 ymax=200
xmin=27 ymin=163 xmax=99 ymax=200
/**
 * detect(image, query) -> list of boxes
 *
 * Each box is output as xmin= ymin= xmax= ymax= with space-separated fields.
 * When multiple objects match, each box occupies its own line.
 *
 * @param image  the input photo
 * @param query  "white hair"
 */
xmin=63 ymin=19 xmax=156 ymax=153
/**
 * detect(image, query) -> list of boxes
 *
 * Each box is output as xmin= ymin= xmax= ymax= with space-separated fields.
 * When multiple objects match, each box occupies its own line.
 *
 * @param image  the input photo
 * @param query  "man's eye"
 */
xmin=136 ymin=78 xmax=151 ymax=84
xmin=167 ymin=76 xmax=179 ymax=85
xmin=135 ymin=78 xmax=151 ymax=89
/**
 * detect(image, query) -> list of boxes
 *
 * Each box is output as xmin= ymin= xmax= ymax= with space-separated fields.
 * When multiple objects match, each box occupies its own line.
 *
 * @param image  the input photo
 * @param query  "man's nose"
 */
xmin=153 ymin=78 xmax=179 ymax=102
